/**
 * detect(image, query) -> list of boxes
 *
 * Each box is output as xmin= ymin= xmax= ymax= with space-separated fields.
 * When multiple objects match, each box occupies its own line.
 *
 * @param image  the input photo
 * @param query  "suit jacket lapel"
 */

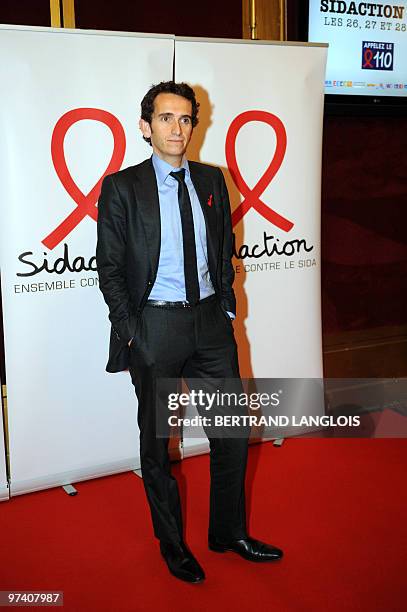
xmin=133 ymin=158 xmax=161 ymax=278
xmin=189 ymin=164 xmax=218 ymax=267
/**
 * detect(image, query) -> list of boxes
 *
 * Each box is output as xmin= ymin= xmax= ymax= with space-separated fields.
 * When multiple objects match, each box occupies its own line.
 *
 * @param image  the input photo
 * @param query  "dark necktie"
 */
xmin=170 ymin=169 xmax=200 ymax=305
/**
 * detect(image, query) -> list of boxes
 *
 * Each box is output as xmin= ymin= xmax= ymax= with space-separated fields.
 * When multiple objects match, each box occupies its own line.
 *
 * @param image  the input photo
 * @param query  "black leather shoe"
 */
xmin=160 ymin=541 xmax=205 ymax=583
xmin=208 ymin=536 xmax=283 ymax=562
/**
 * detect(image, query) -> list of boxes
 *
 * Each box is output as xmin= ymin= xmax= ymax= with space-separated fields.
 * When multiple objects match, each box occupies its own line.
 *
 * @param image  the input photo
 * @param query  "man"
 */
xmin=96 ymin=81 xmax=283 ymax=583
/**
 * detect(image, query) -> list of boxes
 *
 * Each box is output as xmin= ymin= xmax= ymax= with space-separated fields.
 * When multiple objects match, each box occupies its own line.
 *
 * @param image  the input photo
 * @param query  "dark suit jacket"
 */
xmin=96 ymin=157 xmax=236 ymax=373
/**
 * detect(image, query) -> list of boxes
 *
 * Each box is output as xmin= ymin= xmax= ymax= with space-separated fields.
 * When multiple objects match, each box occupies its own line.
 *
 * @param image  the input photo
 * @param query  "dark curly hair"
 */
xmin=140 ymin=81 xmax=199 ymax=145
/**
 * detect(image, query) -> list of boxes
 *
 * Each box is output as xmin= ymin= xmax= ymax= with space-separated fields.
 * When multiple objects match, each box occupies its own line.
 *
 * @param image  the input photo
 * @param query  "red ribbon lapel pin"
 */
xmin=207 ymin=194 xmax=213 ymax=207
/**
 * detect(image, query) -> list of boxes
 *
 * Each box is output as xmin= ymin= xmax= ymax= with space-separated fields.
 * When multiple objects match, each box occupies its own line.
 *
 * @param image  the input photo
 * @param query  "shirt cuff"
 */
xmin=226 ymin=311 xmax=235 ymax=320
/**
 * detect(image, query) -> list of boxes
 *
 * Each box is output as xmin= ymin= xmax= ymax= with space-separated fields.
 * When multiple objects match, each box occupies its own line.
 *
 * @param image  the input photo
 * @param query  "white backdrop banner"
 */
xmin=0 ymin=25 xmax=174 ymax=495
xmin=0 ymin=380 xmax=9 ymax=500
xmin=175 ymin=38 xmax=327 ymax=456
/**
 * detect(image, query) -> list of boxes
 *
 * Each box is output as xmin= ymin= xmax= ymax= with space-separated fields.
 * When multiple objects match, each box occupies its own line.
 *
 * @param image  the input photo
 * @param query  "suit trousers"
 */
xmin=128 ymin=296 xmax=249 ymax=545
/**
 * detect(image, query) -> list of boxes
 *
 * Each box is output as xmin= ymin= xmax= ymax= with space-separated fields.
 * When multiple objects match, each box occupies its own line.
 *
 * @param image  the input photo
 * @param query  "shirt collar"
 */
xmin=152 ymin=153 xmax=190 ymax=187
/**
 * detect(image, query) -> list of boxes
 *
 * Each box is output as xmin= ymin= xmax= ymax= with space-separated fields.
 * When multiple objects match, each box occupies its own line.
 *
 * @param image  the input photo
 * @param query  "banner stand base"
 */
xmin=62 ymin=484 xmax=77 ymax=496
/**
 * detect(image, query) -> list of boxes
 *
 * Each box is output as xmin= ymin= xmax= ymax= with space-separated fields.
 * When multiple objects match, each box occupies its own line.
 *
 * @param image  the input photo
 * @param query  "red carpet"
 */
xmin=1 ymin=439 xmax=406 ymax=611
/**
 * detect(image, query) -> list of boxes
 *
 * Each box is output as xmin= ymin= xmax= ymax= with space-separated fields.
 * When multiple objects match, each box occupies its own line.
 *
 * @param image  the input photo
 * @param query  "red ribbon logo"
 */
xmin=363 ymin=48 xmax=374 ymax=68
xmin=225 ymin=110 xmax=293 ymax=231
xmin=42 ymin=108 xmax=126 ymax=250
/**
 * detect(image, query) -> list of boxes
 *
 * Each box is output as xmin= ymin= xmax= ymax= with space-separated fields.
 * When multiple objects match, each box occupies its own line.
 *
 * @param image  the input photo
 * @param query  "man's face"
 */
xmin=139 ymin=93 xmax=193 ymax=166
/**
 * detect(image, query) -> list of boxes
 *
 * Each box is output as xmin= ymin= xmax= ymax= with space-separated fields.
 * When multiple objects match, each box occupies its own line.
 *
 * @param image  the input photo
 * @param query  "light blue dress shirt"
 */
xmin=149 ymin=154 xmax=215 ymax=302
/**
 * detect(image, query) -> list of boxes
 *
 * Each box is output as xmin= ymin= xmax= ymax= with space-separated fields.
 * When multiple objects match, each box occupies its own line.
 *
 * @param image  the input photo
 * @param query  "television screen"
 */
xmin=308 ymin=1 xmax=407 ymax=99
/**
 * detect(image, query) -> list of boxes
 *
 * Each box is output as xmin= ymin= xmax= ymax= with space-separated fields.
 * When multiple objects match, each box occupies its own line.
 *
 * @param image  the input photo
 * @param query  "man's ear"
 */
xmin=139 ymin=118 xmax=152 ymax=139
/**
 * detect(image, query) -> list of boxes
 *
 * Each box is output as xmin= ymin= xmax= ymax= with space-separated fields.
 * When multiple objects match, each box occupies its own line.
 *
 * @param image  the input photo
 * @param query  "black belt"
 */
xmin=146 ymin=294 xmax=216 ymax=308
